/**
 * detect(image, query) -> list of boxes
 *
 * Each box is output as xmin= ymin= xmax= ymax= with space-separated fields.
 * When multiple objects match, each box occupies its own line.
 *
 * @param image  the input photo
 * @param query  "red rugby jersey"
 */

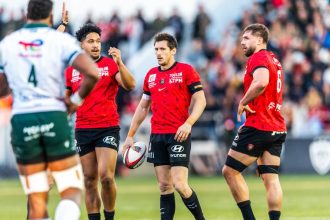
xmin=66 ymin=56 xmax=119 ymax=128
xmin=243 ymin=49 xmax=286 ymax=131
xmin=143 ymin=62 xmax=203 ymax=133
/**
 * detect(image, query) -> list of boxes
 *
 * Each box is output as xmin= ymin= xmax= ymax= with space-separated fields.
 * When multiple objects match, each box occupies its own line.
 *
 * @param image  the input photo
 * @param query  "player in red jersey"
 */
xmin=65 ymin=23 xmax=136 ymax=220
xmin=222 ymin=24 xmax=287 ymax=220
xmin=123 ymin=33 xmax=206 ymax=220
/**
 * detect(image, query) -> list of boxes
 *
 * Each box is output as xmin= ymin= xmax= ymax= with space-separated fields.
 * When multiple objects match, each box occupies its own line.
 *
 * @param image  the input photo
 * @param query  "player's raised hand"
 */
xmin=122 ymin=136 xmax=134 ymax=156
xmin=175 ymin=122 xmax=192 ymax=142
xmin=61 ymin=1 xmax=69 ymax=25
xmin=237 ymin=102 xmax=256 ymax=122
xmin=108 ymin=47 xmax=123 ymax=65
xmin=64 ymin=95 xmax=79 ymax=115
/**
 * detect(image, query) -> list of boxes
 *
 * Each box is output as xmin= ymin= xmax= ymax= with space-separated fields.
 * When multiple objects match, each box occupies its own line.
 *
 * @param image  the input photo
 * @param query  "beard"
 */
xmin=244 ymin=46 xmax=256 ymax=57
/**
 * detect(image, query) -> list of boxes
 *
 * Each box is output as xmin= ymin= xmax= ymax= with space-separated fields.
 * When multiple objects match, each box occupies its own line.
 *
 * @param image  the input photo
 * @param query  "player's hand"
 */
xmin=122 ymin=136 xmax=134 ymax=157
xmin=108 ymin=47 xmax=123 ymax=65
xmin=237 ymin=102 xmax=255 ymax=122
xmin=64 ymin=95 xmax=79 ymax=115
xmin=61 ymin=2 xmax=69 ymax=25
xmin=175 ymin=122 xmax=192 ymax=142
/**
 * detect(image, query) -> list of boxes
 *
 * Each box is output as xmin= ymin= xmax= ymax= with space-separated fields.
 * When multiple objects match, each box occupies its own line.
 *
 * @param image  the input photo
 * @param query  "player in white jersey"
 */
xmin=0 ymin=0 xmax=100 ymax=219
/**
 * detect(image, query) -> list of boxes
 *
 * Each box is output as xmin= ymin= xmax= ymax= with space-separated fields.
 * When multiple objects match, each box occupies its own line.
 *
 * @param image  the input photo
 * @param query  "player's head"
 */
xmin=241 ymin=23 xmax=269 ymax=57
xmin=27 ymin=0 xmax=53 ymax=26
xmin=76 ymin=23 xmax=102 ymax=60
xmin=153 ymin=32 xmax=177 ymax=67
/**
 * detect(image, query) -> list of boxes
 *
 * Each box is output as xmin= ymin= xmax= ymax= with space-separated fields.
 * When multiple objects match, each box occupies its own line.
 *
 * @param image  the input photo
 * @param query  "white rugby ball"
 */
xmin=123 ymin=141 xmax=147 ymax=169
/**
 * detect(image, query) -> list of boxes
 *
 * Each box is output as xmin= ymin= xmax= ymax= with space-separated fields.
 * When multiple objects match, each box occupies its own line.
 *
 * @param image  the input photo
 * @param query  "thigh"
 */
xmin=167 ymin=134 xmax=191 ymax=167
xmin=147 ymin=134 xmax=170 ymax=165
xmin=170 ymin=166 xmax=189 ymax=183
xmin=96 ymin=147 xmax=117 ymax=176
xmin=80 ymin=151 xmax=98 ymax=178
xmin=155 ymin=165 xmax=172 ymax=185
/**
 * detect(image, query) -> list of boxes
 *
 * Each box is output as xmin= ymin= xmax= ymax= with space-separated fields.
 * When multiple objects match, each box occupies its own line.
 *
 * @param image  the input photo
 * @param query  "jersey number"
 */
xmin=28 ymin=65 xmax=38 ymax=87
xmin=276 ymin=70 xmax=282 ymax=93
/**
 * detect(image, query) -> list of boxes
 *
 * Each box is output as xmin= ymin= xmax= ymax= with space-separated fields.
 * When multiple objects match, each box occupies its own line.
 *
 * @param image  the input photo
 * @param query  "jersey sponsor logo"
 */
xmin=149 ymin=74 xmax=156 ymax=82
xmin=23 ymin=122 xmax=55 ymax=141
xmin=103 ymin=136 xmax=117 ymax=147
xmin=98 ymin=66 xmax=109 ymax=76
xmin=158 ymin=88 xmax=166 ymax=92
xmin=171 ymin=145 xmax=184 ymax=153
xmin=268 ymin=102 xmax=282 ymax=112
xmin=169 ymin=72 xmax=183 ymax=84
xmin=19 ymin=39 xmax=43 ymax=58
xmin=71 ymin=70 xmax=81 ymax=83
xmin=309 ymin=137 xmax=330 ymax=175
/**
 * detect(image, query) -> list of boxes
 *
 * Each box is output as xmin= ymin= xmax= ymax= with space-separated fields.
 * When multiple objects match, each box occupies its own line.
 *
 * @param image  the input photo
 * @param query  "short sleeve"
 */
xmin=65 ymin=67 xmax=72 ymax=90
xmin=108 ymin=58 xmax=119 ymax=80
xmin=248 ymin=54 xmax=269 ymax=75
xmin=186 ymin=65 xmax=203 ymax=94
xmin=143 ymin=72 xmax=150 ymax=96
xmin=0 ymin=43 xmax=4 ymax=74
xmin=60 ymin=33 xmax=82 ymax=65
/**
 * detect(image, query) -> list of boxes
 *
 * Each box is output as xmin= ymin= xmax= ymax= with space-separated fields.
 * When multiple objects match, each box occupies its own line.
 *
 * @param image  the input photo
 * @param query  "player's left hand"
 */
xmin=61 ymin=2 xmax=69 ymax=25
xmin=175 ymin=122 xmax=192 ymax=142
xmin=237 ymin=102 xmax=255 ymax=122
xmin=108 ymin=47 xmax=122 ymax=65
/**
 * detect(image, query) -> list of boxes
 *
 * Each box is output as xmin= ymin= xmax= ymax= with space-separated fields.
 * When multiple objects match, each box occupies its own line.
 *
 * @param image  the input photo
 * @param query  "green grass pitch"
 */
xmin=0 ymin=175 xmax=329 ymax=219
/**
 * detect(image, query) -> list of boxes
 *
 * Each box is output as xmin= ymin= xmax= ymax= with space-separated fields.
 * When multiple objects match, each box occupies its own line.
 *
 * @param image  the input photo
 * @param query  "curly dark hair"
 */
xmin=27 ymin=0 xmax=53 ymax=20
xmin=154 ymin=32 xmax=178 ymax=50
xmin=75 ymin=23 xmax=102 ymax=42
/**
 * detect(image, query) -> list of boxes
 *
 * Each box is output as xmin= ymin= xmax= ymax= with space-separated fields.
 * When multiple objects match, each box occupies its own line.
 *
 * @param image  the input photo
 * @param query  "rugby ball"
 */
xmin=123 ymin=141 xmax=147 ymax=169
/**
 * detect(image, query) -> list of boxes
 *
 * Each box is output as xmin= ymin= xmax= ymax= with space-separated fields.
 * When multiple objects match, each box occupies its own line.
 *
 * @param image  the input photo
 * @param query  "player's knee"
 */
xmin=52 ymin=164 xmax=84 ymax=193
xmin=158 ymin=181 xmax=173 ymax=193
xmin=100 ymin=175 xmax=115 ymax=188
xmin=84 ymin=174 xmax=98 ymax=189
xmin=173 ymin=180 xmax=189 ymax=194
xmin=19 ymin=171 xmax=50 ymax=195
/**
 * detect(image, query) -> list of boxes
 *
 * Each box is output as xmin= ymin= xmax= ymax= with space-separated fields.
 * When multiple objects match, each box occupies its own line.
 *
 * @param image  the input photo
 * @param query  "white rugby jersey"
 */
xmin=0 ymin=23 xmax=81 ymax=115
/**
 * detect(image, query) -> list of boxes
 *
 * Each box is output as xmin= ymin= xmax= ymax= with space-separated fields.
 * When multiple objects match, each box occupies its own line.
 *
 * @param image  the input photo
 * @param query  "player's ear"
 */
xmin=171 ymin=48 xmax=177 ymax=56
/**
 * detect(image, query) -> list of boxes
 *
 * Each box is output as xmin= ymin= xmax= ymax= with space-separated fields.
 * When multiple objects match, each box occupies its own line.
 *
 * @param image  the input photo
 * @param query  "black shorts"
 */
xmin=75 ymin=126 xmax=120 ymax=156
xmin=231 ymin=126 xmax=286 ymax=157
xmin=147 ymin=134 xmax=191 ymax=167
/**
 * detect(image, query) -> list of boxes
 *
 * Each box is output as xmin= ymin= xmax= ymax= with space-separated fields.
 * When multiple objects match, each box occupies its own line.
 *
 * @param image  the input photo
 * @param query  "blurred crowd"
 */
xmin=1 ymin=0 xmax=330 ymax=144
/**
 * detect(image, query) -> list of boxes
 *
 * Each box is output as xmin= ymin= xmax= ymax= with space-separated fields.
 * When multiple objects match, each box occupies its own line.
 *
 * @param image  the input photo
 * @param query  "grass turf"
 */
xmin=0 ymin=175 xmax=329 ymax=219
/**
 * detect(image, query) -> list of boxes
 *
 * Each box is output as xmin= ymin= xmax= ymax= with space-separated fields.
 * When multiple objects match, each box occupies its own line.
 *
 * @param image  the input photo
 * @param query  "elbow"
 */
xmin=124 ymin=80 xmax=137 ymax=91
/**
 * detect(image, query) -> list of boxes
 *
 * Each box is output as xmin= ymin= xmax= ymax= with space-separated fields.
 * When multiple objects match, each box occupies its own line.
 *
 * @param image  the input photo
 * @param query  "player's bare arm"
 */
xmin=237 ymin=67 xmax=269 ymax=122
xmin=0 ymin=74 xmax=10 ymax=98
xmin=109 ymin=47 xmax=136 ymax=91
xmin=65 ymin=53 xmax=99 ymax=114
xmin=175 ymin=90 xmax=206 ymax=142
xmin=56 ymin=2 xmax=68 ymax=32
xmin=123 ymin=98 xmax=151 ymax=155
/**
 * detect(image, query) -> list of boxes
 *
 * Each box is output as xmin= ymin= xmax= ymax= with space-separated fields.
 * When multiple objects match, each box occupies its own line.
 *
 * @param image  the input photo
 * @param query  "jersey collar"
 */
xmin=158 ymin=61 xmax=177 ymax=72
xmin=23 ymin=23 xmax=49 ymax=29
xmin=95 ymin=56 xmax=103 ymax=63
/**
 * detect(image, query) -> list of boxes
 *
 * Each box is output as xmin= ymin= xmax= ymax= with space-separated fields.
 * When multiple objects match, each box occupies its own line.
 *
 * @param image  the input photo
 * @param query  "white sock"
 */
xmin=54 ymin=199 xmax=80 ymax=220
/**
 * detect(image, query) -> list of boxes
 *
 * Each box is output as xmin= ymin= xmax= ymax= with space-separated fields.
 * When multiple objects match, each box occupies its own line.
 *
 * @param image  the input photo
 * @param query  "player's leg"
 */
xmin=18 ymin=163 xmax=49 ymax=219
xmin=168 ymin=134 xmax=205 ymax=220
xmin=48 ymin=155 xmax=83 ymax=220
xmin=171 ymin=166 xmax=205 ymax=220
xmin=222 ymin=127 xmax=262 ymax=220
xmin=257 ymin=151 xmax=282 ymax=220
xmin=257 ymin=133 xmax=285 ymax=220
xmin=94 ymin=127 xmax=120 ymax=220
xmin=154 ymin=165 xmax=175 ymax=220
xmin=96 ymin=147 xmax=118 ymax=220
xmin=11 ymin=113 xmax=51 ymax=219
xmin=80 ymin=151 xmax=101 ymax=219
